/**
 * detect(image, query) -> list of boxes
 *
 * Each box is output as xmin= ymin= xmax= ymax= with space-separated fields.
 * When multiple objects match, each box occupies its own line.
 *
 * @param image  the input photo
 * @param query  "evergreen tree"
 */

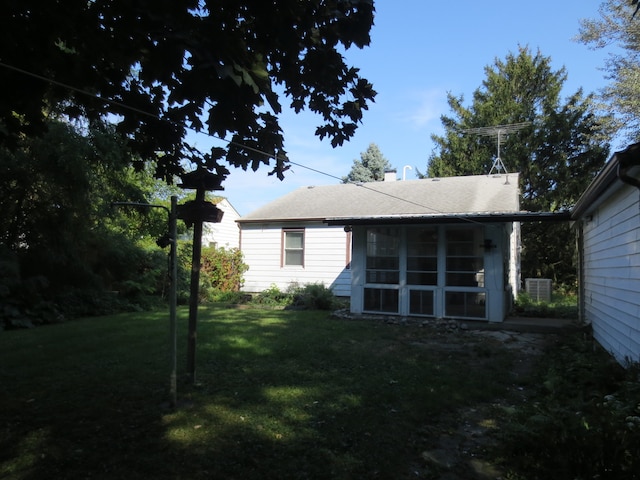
xmin=426 ymin=47 xmax=610 ymax=289
xmin=342 ymin=143 xmax=393 ymax=183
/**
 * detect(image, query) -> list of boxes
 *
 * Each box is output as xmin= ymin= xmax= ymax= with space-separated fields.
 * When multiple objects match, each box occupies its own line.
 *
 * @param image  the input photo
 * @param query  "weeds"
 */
xmin=495 ymin=334 xmax=640 ymax=479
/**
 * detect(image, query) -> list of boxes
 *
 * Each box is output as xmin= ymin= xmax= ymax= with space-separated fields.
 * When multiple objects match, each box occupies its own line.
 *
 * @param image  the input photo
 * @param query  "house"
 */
xmin=572 ymin=143 xmax=640 ymax=365
xmin=201 ymin=198 xmax=241 ymax=249
xmin=238 ymin=173 xmax=554 ymax=322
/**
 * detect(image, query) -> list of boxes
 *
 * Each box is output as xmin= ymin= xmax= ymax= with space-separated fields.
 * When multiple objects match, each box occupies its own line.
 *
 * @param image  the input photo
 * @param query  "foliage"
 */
xmin=496 ymin=335 xmax=640 ymax=479
xmin=424 ymin=47 xmax=610 ymax=287
xmin=0 ymin=1 xmax=376 ymax=181
xmin=342 ymin=142 xmax=393 ymax=183
xmin=250 ymin=282 xmax=340 ymax=310
xmin=0 ymin=119 xmax=183 ymax=325
xmin=513 ymin=292 xmax=578 ymax=319
xmin=577 ymin=0 xmax=640 ymax=142
xmin=252 ymin=284 xmax=295 ymax=307
xmin=289 ymin=282 xmax=341 ymax=310
xmin=199 ymin=246 xmax=249 ymax=300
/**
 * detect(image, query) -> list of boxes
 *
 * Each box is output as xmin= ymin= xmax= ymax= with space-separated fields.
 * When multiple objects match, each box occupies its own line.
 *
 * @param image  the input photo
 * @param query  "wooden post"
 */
xmin=186 ymin=188 xmax=205 ymax=383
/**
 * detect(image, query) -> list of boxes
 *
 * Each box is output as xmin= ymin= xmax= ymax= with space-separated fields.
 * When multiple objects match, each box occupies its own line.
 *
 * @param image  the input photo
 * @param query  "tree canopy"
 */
xmin=342 ymin=142 xmax=393 ymax=183
xmin=425 ymin=47 xmax=610 ymax=287
xmin=577 ymin=0 xmax=640 ymax=141
xmin=0 ymin=0 xmax=376 ymax=181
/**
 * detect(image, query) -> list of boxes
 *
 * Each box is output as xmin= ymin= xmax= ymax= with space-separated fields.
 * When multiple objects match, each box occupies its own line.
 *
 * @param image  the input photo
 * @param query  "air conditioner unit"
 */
xmin=525 ymin=278 xmax=552 ymax=302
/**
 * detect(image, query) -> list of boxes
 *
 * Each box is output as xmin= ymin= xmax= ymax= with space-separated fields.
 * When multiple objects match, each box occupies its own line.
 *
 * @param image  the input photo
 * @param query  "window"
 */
xmin=282 ymin=229 xmax=304 ymax=267
xmin=365 ymin=227 xmax=399 ymax=284
xmin=407 ymin=227 xmax=438 ymax=285
xmin=446 ymin=228 xmax=484 ymax=287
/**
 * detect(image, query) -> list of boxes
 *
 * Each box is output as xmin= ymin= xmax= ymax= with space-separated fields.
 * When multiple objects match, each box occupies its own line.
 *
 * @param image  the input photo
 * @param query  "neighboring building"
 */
xmin=202 ymin=198 xmax=241 ymax=249
xmin=238 ymin=173 xmax=544 ymax=322
xmin=572 ymin=143 xmax=640 ymax=365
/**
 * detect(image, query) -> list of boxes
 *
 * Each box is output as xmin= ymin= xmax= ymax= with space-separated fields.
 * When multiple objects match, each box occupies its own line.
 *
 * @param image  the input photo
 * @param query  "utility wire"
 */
xmin=0 ymin=61 xmax=487 ymax=223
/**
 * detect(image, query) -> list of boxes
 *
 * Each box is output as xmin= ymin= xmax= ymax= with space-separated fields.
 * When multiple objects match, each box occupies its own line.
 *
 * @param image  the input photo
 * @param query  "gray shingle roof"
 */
xmin=238 ymin=173 xmax=520 ymax=222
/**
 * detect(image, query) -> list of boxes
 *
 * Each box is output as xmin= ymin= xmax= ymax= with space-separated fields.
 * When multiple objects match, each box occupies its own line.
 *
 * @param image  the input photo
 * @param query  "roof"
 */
xmin=572 ymin=143 xmax=640 ymax=220
xmin=238 ymin=174 xmax=523 ymax=223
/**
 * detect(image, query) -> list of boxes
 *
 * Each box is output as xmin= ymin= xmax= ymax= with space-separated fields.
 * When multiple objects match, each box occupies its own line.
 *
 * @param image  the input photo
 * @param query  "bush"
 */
xmin=251 ymin=283 xmax=339 ymax=310
xmin=513 ymin=292 xmax=578 ymax=319
xmin=289 ymin=283 xmax=338 ymax=310
xmin=199 ymin=246 xmax=248 ymax=297
xmin=253 ymin=284 xmax=292 ymax=307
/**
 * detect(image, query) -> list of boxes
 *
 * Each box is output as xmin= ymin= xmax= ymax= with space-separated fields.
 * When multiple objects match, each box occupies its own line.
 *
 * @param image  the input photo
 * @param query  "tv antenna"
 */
xmin=463 ymin=122 xmax=530 ymax=174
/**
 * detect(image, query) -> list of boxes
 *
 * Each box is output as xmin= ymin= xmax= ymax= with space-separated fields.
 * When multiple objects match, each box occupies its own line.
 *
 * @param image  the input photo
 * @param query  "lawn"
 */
xmin=1 ymin=306 xmax=527 ymax=479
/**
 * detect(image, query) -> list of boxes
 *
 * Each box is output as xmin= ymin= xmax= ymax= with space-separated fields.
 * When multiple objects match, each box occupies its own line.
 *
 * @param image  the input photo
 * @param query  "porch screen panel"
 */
xmin=446 ymin=228 xmax=484 ymax=287
xmin=407 ymin=227 xmax=438 ymax=285
xmin=365 ymin=228 xmax=399 ymax=284
xmin=364 ymin=288 xmax=399 ymax=313
xmin=409 ymin=289 xmax=434 ymax=316
xmin=364 ymin=227 xmax=399 ymax=313
xmin=445 ymin=292 xmax=486 ymax=318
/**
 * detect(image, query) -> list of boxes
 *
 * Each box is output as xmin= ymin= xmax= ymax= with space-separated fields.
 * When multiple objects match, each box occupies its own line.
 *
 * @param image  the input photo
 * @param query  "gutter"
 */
xmin=572 ymin=142 xmax=640 ymax=220
xmin=617 ymin=143 xmax=640 ymax=191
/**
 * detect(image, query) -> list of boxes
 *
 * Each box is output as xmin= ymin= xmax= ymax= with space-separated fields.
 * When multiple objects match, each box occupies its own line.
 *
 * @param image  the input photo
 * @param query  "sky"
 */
xmin=191 ymin=1 xmax=621 ymax=216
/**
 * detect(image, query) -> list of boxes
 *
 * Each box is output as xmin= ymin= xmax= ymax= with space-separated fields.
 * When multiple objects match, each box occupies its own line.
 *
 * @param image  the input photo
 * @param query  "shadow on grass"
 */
xmin=1 ymin=306 xmax=517 ymax=479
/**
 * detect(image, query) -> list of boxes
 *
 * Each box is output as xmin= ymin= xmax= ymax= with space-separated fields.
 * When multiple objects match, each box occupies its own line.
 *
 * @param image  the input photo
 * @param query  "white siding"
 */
xmin=202 ymin=199 xmax=240 ymax=249
xmin=582 ymin=185 xmax=640 ymax=364
xmin=240 ymin=222 xmax=352 ymax=296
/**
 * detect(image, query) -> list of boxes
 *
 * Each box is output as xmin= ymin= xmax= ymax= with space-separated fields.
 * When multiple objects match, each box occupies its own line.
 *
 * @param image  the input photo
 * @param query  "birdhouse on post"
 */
xmin=177 ymin=168 xmax=225 ymax=383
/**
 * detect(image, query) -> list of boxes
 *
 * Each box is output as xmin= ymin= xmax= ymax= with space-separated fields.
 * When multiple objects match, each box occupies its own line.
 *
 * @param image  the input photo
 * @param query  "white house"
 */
xmin=572 ymin=143 xmax=640 ymax=365
xmin=236 ymin=173 xmax=565 ymax=322
xmin=201 ymin=198 xmax=241 ymax=249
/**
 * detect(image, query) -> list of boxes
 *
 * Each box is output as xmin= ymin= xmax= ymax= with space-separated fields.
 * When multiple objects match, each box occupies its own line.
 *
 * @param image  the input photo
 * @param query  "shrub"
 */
xmin=253 ymin=284 xmax=292 ymax=307
xmin=199 ymin=246 xmax=248 ymax=296
xmin=513 ymin=291 xmax=578 ymax=319
xmin=289 ymin=283 xmax=337 ymax=310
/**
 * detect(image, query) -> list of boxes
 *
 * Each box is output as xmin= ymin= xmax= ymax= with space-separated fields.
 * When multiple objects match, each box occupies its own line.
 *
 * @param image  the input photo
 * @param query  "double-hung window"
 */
xmin=282 ymin=229 xmax=304 ymax=267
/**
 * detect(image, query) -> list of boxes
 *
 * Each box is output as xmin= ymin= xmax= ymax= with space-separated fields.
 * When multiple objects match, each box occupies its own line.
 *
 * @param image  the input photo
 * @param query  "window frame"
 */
xmin=281 ymin=228 xmax=305 ymax=267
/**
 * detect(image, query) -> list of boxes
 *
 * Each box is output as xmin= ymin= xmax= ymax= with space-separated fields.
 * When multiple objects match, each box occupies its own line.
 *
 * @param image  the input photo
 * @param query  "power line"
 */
xmin=0 ymin=61 xmax=488 ymax=223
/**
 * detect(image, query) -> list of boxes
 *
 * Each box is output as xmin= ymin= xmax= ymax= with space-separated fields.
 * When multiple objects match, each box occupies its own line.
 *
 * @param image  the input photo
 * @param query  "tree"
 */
xmin=426 ymin=47 xmax=610 ymax=289
xmin=577 ymin=0 xmax=640 ymax=141
xmin=0 ymin=1 xmax=376 ymax=182
xmin=342 ymin=143 xmax=393 ymax=183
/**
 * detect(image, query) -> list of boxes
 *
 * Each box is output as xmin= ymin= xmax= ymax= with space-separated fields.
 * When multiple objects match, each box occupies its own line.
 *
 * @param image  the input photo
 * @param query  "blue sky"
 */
xmin=193 ymin=1 xmax=619 ymax=216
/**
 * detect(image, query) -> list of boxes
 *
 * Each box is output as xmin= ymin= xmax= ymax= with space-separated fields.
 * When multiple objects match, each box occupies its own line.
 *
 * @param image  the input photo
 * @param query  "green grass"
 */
xmin=1 ymin=306 xmax=518 ymax=479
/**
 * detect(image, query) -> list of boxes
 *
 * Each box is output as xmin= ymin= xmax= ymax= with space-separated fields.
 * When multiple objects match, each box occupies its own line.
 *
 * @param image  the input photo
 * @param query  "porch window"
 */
xmin=446 ymin=228 xmax=484 ymax=287
xmin=409 ymin=289 xmax=435 ymax=316
xmin=445 ymin=291 xmax=486 ymax=318
xmin=365 ymin=227 xmax=399 ymax=284
xmin=364 ymin=227 xmax=399 ymax=313
xmin=364 ymin=288 xmax=399 ymax=313
xmin=407 ymin=227 xmax=438 ymax=285
xmin=282 ymin=229 xmax=304 ymax=267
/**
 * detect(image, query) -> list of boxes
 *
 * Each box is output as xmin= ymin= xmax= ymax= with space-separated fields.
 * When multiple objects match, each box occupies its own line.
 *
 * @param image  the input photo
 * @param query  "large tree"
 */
xmin=577 ymin=0 xmax=640 ymax=141
xmin=342 ymin=142 xmax=393 ymax=183
xmin=0 ymin=1 xmax=376 ymax=181
xmin=426 ymin=47 xmax=610 ymax=289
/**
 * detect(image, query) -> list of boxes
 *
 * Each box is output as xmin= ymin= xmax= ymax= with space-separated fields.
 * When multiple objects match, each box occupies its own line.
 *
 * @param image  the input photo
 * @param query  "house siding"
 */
xmin=202 ymin=199 xmax=240 ymax=249
xmin=582 ymin=185 xmax=640 ymax=364
xmin=240 ymin=222 xmax=351 ymax=296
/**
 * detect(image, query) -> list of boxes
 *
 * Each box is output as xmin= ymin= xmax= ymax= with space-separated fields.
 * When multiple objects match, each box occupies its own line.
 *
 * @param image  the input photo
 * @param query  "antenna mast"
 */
xmin=463 ymin=122 xmax=530 ymax=174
